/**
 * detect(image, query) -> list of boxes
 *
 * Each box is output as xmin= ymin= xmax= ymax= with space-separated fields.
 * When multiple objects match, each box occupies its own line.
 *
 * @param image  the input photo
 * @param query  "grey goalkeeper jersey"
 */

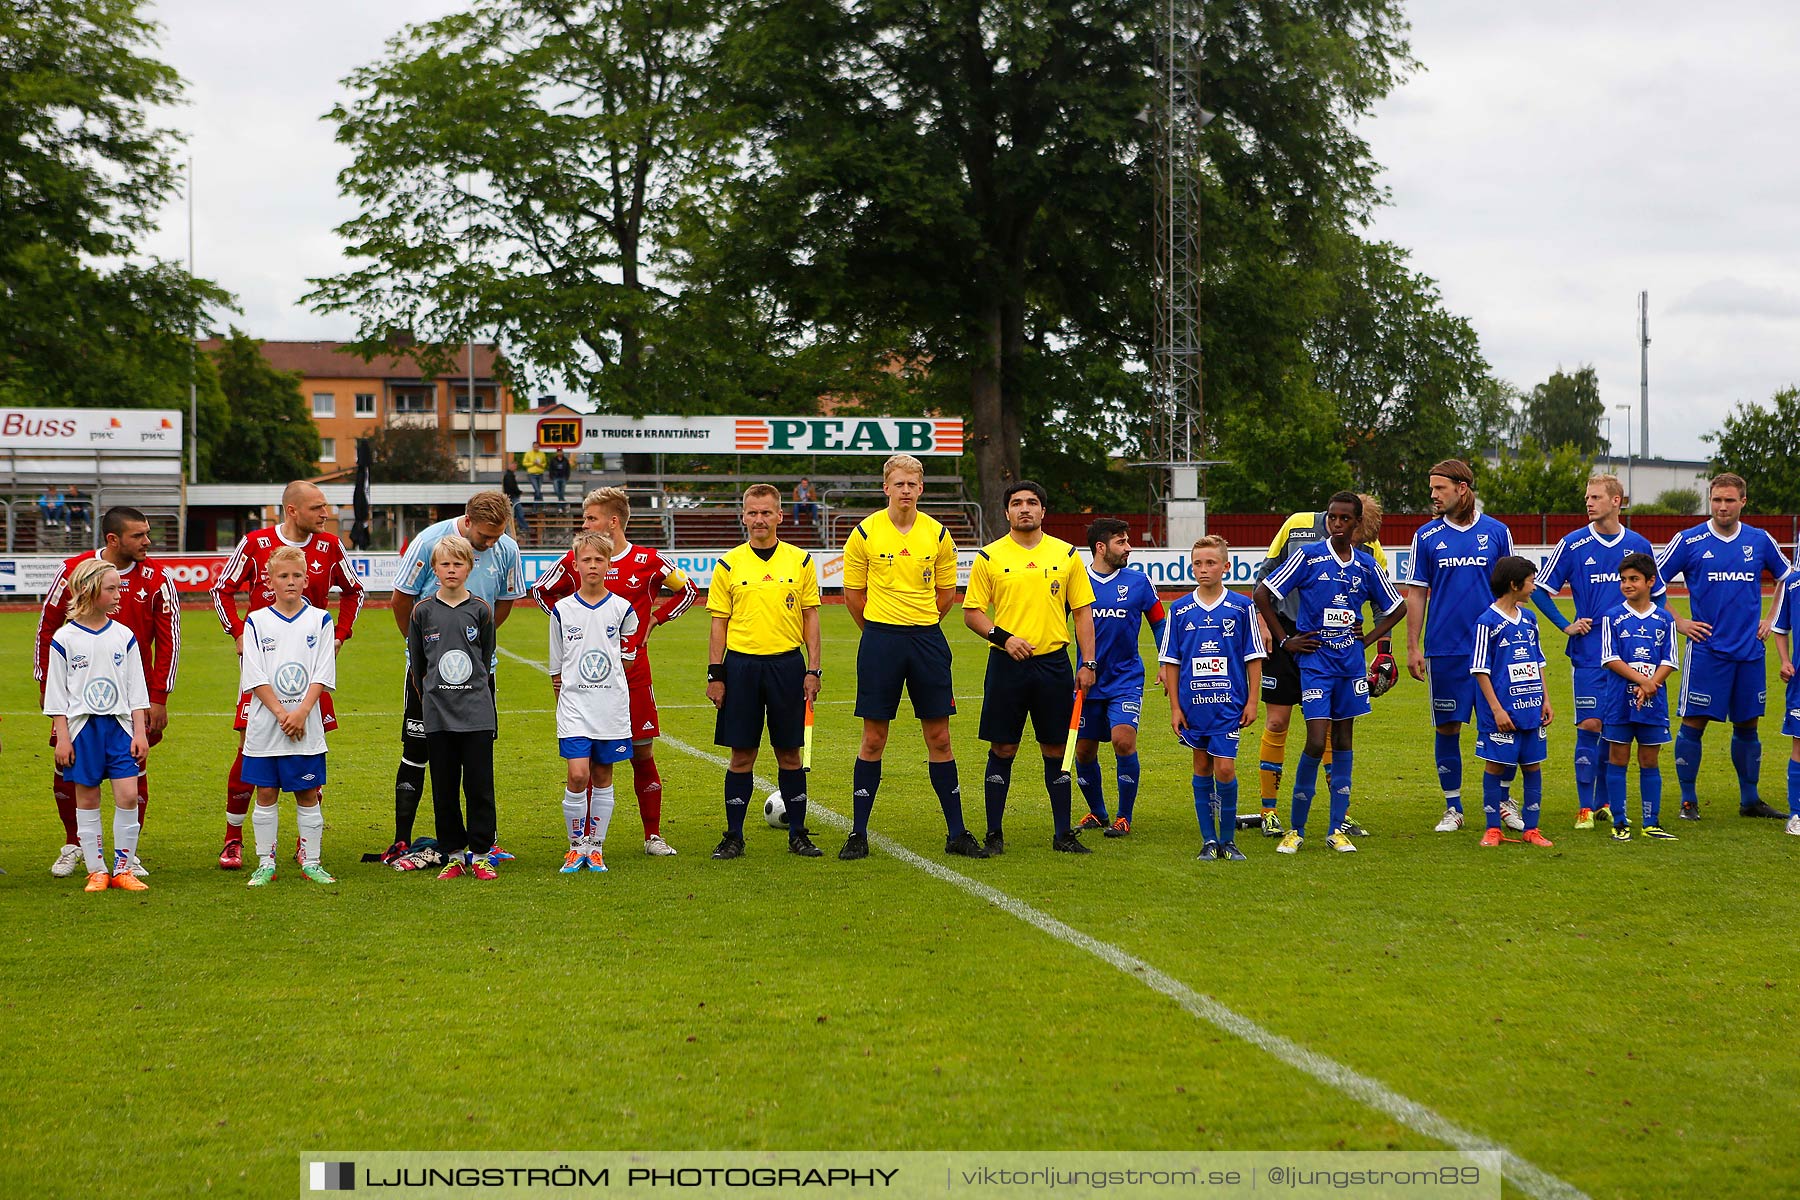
xmin=406 ymin=594 xmax=497 ymax=734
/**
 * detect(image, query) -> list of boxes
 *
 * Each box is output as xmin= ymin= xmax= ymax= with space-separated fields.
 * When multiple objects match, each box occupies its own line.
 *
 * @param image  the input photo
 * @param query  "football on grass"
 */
xmin=763 ymin=790 xmax=789 ymax=828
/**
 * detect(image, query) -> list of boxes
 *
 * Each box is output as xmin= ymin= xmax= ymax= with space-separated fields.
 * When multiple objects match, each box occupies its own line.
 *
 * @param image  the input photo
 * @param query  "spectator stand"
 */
xmin=0 ymin=409 xmax=184 ymax=553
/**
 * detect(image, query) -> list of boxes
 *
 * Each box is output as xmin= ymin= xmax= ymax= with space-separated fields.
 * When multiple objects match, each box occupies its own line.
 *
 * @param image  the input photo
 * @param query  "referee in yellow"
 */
xmin=840 ymin=453 xmax=987 ymax=861
xmin=964 ymin=480 xmax=1098 ymax=853
xmin=705 ymin=483 xmax=824 ymax=859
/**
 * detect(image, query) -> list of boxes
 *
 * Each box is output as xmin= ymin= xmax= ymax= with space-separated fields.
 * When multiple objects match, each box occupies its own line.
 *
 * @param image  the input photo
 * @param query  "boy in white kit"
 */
xmin=44 ymin=559 xmax=151 ymax=892
xmin=239 ymin=545 xmax=339 ymax=885
xmin=549 ymin=532 xmax=640 ymax=873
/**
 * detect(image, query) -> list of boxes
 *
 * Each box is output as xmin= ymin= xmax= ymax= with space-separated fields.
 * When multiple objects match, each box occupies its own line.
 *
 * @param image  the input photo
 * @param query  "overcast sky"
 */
xmin=138 ymin=0 xmax=1798 ymax=461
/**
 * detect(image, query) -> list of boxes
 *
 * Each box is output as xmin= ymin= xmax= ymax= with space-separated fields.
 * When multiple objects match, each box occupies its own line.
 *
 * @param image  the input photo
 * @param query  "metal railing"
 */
xmin=820 ymin=488 xmax=984 ymax=546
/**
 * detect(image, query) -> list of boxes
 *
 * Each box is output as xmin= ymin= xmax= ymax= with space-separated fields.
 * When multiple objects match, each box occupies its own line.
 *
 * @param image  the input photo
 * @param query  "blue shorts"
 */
xmin=1298 ymin=669 xmax=1371 ymax=722
xmin=1078 ymin=694 xmax=1143 ymax=739
xmin=1475 ymin=725 xmax=1549 ymax=765
xmin=1603 ymin=720 xmax=1671 ymax=747
xmin=1678 ymin=646 xmax=1765 ymax=722
xmin=1177 ymin=726 xmax=1241 ymax=758
xmin=1428 ymin=655 xmax=1477 ymax=725
xmin=241 ymin=752 xmax=328 ymax=793
xmin=66 ymin=719 xmax=139 ymax=788
xmin=854 ymin=622 xmax=957 ymax=721
xmin=1571 ymin=666 xmax=1611 ymax=725
xmin=558 ymin=736 xmax=633 ymax=764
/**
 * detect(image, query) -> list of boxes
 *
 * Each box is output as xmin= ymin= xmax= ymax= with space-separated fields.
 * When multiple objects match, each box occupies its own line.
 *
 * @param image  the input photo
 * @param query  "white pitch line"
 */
xmin=499 ymin=646 xmax=1589 ymax=1200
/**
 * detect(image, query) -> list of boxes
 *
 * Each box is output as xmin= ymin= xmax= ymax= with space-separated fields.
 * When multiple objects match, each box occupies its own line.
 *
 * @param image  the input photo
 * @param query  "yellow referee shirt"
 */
xmin=707 ymin=541 xmax=821 ymax=655
xmin=963 ymin=534 xmax=1096 ymax=654
xmin=842 ymin=510 xmax=958 ymax=626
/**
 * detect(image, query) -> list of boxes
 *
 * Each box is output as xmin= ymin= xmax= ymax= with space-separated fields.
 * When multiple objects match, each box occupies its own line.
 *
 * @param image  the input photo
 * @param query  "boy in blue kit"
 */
xmin=1653 ymin=472 xmax=1789 ymax=820
xmin=1254 ymin=492 xmax=1407 ymax=854
xmin=1471 ymin=557 xmax=1556 ymax=848
xmin=1598 ymin=553 xmax=1680 ymax=840
xmin=1159 ymin=536 xmax=1264 ymax=860
xmin=1075 ymin=518 xmax=1167 ymax=837
xmin=1761 ymin=559 xmax=1800 ymax=837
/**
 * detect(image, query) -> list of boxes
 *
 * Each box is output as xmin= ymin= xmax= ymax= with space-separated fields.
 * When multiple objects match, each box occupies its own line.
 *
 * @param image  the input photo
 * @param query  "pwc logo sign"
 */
xmin=733 ymin=418 xmax=963 ymax=455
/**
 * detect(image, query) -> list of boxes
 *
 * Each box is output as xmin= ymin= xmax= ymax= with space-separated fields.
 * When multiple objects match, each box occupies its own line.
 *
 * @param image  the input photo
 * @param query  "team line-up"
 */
xmin=33 ymin=455 xmax=1800 ymax=890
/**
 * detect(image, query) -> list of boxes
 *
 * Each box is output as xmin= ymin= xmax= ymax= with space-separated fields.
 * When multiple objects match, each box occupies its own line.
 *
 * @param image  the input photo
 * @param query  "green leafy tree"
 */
xmin=209 ymin=330 xmax=320 ymax=482
xmin=1649 ymin=487 xmax=1702 ymax=516
xmin=0 ymin=0 xmax=233 ymax=460
xmin=1454 ymin=376 xmax=1524 ymax=458
xmin=363 ymin=423 xmax=461 ymax=483
xmin=1476 ymin=440 xmax=1593 ymax=514
xmin=1704 ymin=386 xmax=1800 ymax=513
xmin=1521 ymin=365 xmax=1604 ymax=455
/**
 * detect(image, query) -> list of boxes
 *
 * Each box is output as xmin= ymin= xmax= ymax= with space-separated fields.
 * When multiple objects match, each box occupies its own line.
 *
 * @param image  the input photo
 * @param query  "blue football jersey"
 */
xmin=1406 ymin=514 xmax=1515 ymax=658
xmin=1157 ymin=589 xmax=1266 ymax=733
xmin=1470 ymin=604 xmax=1547 ymax=733
xmin=1654 ymin=522 xmax=1789 ymax=661
xmin=1598 ymin=600 xmax=1679 ymax=726
xmin=1263 ymin=541 xmax=1404 ymax=678
xmin=1086 ymin=566 xmax=1168 ymax=700
xmin=1535 ymin=525 xmax=1663 ymax=666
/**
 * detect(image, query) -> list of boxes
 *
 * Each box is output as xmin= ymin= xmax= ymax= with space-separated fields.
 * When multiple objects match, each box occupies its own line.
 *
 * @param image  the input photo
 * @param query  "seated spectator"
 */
xmin=793 ymin=477 xmax=818 ymax=526
xmin=38 ymin=487 xmax=67 ymax=529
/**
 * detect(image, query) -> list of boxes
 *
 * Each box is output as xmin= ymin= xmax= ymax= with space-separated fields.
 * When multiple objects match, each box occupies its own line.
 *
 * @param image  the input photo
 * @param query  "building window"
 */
xmin=319 ymin=437 xmax=336 ymax=463
xmin=453 ymin=390 xmax=496 ymax=413
xmin=312 ymin=393 xmax=335 ymax=417
xmin=392 ymin=392 xmax=434 ymax=414
xmin=354 ymin=393 xmax=376 ymax=417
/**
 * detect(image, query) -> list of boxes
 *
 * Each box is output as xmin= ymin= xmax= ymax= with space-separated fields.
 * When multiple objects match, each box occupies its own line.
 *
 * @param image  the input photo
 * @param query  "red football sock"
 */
xmin=633 ymin=756 xmax=663 ymax=838
xmin=54 ymin=770 xmax=79 ymax=844
xmin=226 ymin=752 xmax=253 ymax=841
xmin=137 ymin=771 xmax=149 ymax=827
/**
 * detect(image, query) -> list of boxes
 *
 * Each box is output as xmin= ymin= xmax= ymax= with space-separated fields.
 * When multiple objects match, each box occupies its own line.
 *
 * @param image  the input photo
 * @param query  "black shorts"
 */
xmin=978 ymin=650 xmax=1076 ymax=746
xmin=715 ymin=649 xmax=805 ymax=750
xmin=1261 ymin=614 xmax=1303 ymax=707
xmin=855 ymin=621 xmax=957 ymax=721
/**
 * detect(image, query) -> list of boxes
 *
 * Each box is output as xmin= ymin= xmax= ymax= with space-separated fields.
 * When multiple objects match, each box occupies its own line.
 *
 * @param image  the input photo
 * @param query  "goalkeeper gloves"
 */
xmin=1367 ymin=638 xmax=1398 ymax=698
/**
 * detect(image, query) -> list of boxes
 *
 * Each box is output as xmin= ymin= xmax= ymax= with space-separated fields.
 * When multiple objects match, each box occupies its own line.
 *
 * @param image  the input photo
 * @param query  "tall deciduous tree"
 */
xmin=1476 ymin=439 xmax=1593 ymax=514
xmin=209 ymin=330 xmax=320 ymax=483
xmin=1705 ymin=386 xmax=1800 ymax=514
xmin=0 ymin=0 xmax=232 ymax=459
xmin=1521 ymin=365 xmax=1605 ymax=454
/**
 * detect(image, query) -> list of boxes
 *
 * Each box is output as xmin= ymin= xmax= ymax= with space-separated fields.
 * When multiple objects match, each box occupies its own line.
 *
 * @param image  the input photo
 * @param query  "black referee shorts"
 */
xmin=1262 ymin=613 xmax=1303 ymax=707
xmin=715 ymin=648 xmax=806 ymax=750
xmin=855 ymin=621 xmax=957 ymax=721
xmin=978 ymin=650 xmax=1076 ymax=747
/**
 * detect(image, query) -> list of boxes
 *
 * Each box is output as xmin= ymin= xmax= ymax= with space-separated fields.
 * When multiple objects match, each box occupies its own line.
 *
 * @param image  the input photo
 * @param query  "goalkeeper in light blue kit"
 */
xmin=1158 ymin=536 xmax=1264 ymax=860
xmin=1254 ymin=492 xmax=1406 ymax=854
xmin=1470 ymin=557 xmax=1556 ymax=847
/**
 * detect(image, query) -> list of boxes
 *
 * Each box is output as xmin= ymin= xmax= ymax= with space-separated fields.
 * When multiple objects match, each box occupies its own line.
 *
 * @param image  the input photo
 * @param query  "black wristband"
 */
xmin=707 ymin=663 xmax=725 ymax=683
xmin=986 ymin=626 xmax=1013 ymax=648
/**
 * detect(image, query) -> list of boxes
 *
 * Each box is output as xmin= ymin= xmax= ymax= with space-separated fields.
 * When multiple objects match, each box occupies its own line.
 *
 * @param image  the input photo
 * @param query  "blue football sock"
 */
xmin=928 ymin=759 xmax=965 ymax=836
xmin=1787 ymin=758 xmax=1800 ymax=818
xmin=1482 ymin=771 xmax=1506 ymax=830
xmin=1573 ymin=729 xmax=1599 ymax=810
xmin=1435 ymin=732 xmax=1463 ymax=810
xmin=1522 ymin=767 xmax=1542 ymax=830
xmin=1290 ymin=751 xmax=1322 ymax=836
xmin=1730 ymin=731 xmax=1762 ymax=810
xmin=1045 ymin=757 xmax=1074 ymax=836
xmin=724 ymin=769 xmax=754 ymax=838
xmin=983 ymin=751 xmax=1013 ymax=838
xmin=851 ymin=757 xmax=881 ymax=836
xmin=1075 ymin=759 xmax=1108 ymax=822
xmin=1605 ymin=760 xmax=1630 ymax=827
xmin=1194 ymin=774 xmax=1217 ymax=844
xmin=1593 ymin=736 xmax=1613 ymax=814
xmin=1641 ymin=765 xmax=1663 ymax=827
xmin=1217 ymin=778 xmax=1239 ymax=842
xmin=1116 ymin=752 xmax=1142 ymax=823
xmin=778 ymin=767 xmax=809 ymax=835
xmin=1674 ymin=724 xmax=1703 ymax=806
xmin=1328 ymin=750 xmax=1354 ymax=834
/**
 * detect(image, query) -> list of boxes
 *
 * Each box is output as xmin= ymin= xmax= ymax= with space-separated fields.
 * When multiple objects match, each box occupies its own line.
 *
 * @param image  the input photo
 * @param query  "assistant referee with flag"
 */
xmin=963 ymin=480 xmax=1098 ymax=854
xmin=706 ymin=483 xmax=824 ymax=860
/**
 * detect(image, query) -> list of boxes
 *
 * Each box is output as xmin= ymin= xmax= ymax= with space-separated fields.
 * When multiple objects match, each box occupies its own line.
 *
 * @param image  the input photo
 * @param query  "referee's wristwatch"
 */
xmin=1079 ymin=660 xmax=1098 ymax=672
xmin=804 ymin=668 xmax=823 ymax=678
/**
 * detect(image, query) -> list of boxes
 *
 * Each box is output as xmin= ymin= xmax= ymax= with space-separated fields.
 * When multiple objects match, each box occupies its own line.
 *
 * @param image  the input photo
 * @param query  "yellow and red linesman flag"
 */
xmin=1060 ymin=689 xmax=1085 ymax=773
xmin=803 ymin=697 xmax=815 ymax=770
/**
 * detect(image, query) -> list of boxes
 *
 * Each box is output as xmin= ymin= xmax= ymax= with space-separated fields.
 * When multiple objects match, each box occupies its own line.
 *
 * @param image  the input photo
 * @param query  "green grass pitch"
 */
xmin=2 ymin=601 xmax=1798 ymax=1199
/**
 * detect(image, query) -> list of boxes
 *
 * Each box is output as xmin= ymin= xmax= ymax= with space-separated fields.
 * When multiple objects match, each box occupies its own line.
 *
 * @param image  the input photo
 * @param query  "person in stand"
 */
xmin=792 ymin=477 xmax=818 ymax=527
xmin=502 ymin=458 xmax=525 ymax=533
xmin=522 ymin=441 xmax=548 ymax=502
xmin=548 ymin=448 xmax=572 ymax=503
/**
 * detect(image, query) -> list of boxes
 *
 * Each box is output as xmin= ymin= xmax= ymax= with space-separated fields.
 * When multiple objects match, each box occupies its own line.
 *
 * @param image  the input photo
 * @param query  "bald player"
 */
xmin=210 ymin=482 xmax=365 ymax=869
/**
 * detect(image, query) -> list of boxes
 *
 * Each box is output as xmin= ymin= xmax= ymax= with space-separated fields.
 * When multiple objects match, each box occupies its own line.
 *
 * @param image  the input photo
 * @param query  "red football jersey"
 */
xmin=35 ymin=552 xmax=181 ymax=703
xmin=211 ymin=526 xmax=366 ymax=641
xmin=532 ymin=540 xmax=698 ymax=682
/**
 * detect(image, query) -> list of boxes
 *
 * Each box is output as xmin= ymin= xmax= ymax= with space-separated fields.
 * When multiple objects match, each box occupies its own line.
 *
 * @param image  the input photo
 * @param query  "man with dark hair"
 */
xmin=34 ymin=506 xmax=180 ymax=878
xmin=963 ymin=480 xmax=1098 ymax=854
xmin=1072 ymin=517 xmax=1165 ymax=836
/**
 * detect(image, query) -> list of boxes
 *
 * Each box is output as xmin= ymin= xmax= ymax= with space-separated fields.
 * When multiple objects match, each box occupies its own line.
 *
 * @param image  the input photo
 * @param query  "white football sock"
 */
xmin=77 ymin=808 xmax=105 ymax=874
xmin=111 ymin=805 xmax=141 ymax=875
xmin=296 ymin=803 xmax=324 ymax=866
xmin=586 ymin=786 xmax=616 ymax=846
xmin=252 ymin=803 xmax=279 ymax=864
xmin=563 ymin=790 xmax=588 ymax=844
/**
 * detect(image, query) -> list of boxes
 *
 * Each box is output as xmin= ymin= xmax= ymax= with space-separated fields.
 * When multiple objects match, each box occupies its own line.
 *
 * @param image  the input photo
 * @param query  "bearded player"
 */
xmin=35 ymin=506 xmax=180 ymax=879
xmin=532 ymin=486 xmax=698 ymax=855
xmin=210 ymin=481 xmax=366 ymax=869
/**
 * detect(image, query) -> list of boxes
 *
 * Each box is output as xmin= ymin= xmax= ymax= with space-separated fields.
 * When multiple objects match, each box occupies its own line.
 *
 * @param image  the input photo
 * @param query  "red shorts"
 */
xmin=235 ymin=690 xmax=338 ymax=733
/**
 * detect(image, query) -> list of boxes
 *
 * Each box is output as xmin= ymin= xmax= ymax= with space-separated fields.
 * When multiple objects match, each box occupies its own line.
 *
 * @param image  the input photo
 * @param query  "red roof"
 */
xmin=197 ymin=338 xmax=504 ymax=381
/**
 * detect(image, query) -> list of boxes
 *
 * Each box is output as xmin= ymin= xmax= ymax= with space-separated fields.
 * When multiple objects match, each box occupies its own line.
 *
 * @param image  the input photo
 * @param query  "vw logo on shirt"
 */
xmin=83 ymin=679 xmax=119 ymax=711
xmin=578 ymin=648 xmax=611 ymax=684
xmin=274 ymin=662 xmax=310 ymax=702
xmin=437 ymin=649 xmax=474 ymax=685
